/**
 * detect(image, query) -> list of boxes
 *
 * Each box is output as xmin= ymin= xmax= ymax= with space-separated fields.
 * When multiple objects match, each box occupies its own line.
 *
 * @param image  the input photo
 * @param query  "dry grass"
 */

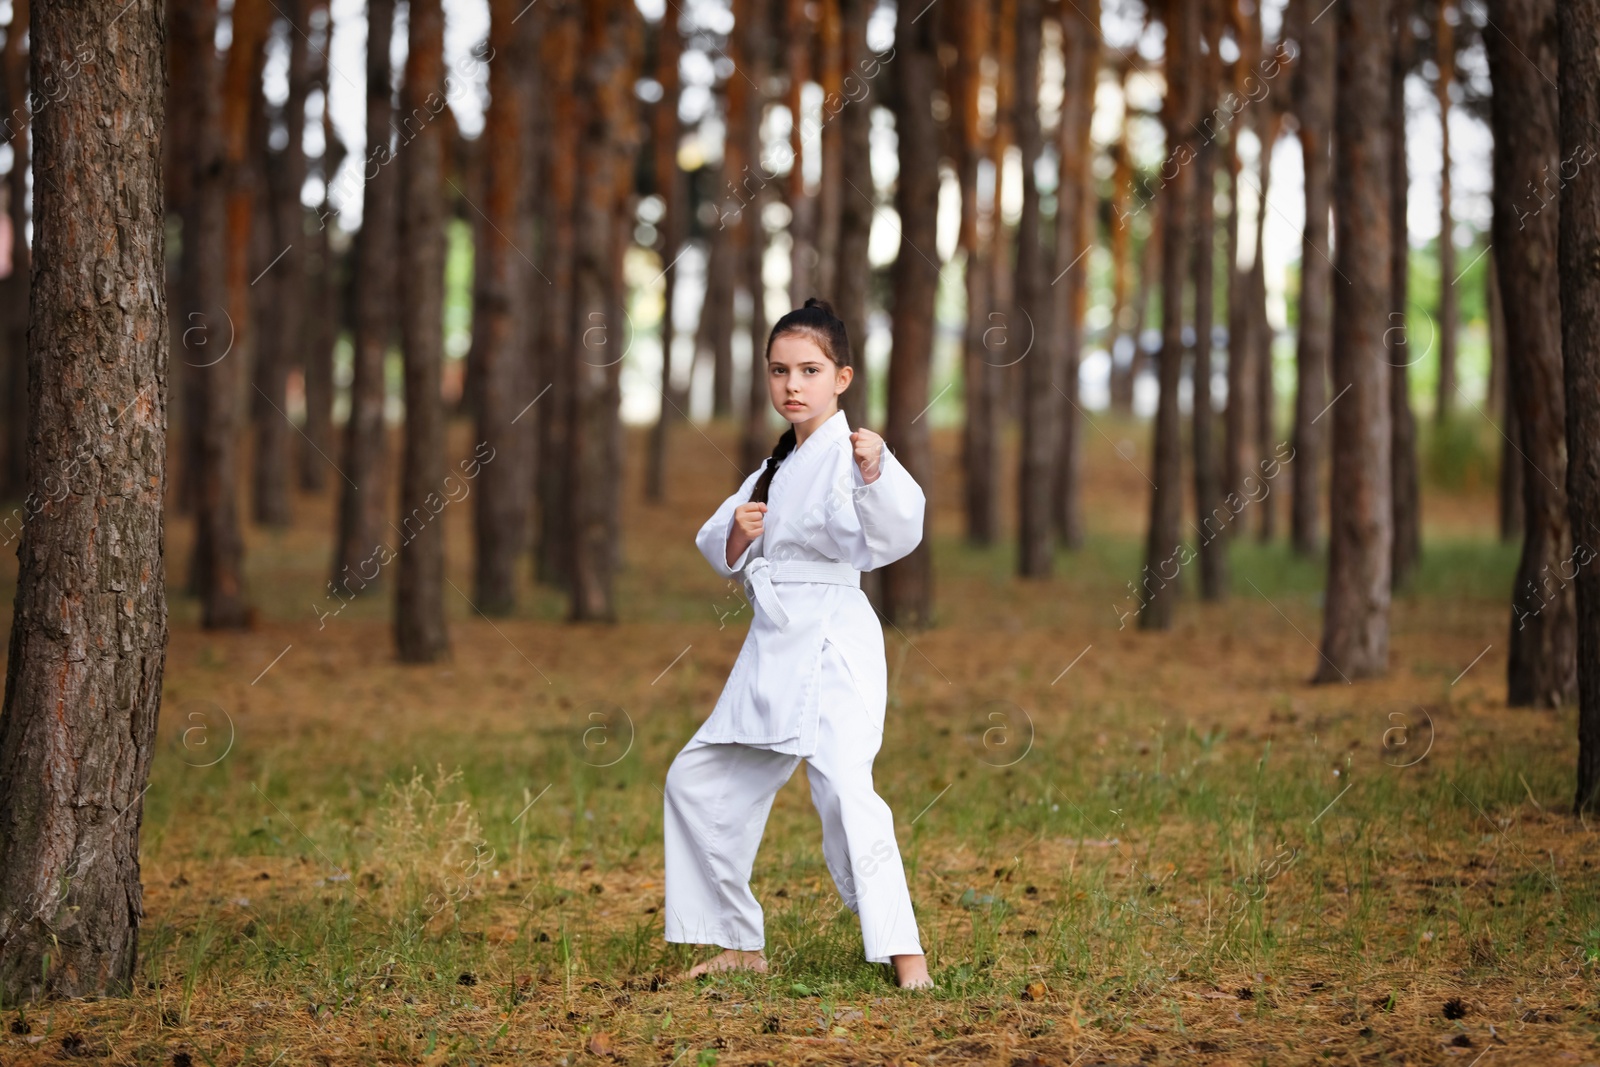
xmin=0 ymin=415 xmax=1596 ymax=1066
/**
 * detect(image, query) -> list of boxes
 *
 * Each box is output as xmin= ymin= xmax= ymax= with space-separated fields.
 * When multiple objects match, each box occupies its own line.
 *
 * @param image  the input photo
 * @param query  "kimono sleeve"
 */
xmin=695 ymin=467 xmax=766 ymax=578
xmin=825 ymin=444 xmax=926 ymax=571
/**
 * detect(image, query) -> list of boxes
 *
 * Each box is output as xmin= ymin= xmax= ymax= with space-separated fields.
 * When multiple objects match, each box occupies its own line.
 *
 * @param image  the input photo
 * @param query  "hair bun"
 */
xmin=803 ymin=297 xmax=837 ymax=317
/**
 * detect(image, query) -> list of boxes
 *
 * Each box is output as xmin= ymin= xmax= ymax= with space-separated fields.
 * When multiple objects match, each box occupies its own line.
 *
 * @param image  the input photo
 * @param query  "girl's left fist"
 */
xmin=850 ymin=429 xmax=884 ymax=484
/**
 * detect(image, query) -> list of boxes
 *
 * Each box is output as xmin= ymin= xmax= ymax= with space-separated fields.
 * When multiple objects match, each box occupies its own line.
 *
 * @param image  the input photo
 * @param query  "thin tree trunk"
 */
xmin=735 ymin=0 xmax=774 ymax=476
xmin=1107 ymin=65 xmax=1136 ymax=415
xmin=1251 ymin=111 xmax=1279 ymax=542
xmin=394 ymin=0 xmax=450 ymax=661
xmin=1390 ymin=2 xmax=1422 ymax=590
xmin=474 ymin=0 xmax=535 ymax=614
xmin=1434 ymin=0 xmax=1457 ymax=423
xmin=1558 ymin=0 xmax=1600 ymax=810
xmin=1490 ymin=256 xmax=1523 ymax=541
xmin=786 ymin=0 xmax=816 ymax=306
xmin=1052 ymin=0 xmax=1097 ymax=553
xmin=196 ymin=0 xmax=270 ymax=629
xmin=1291 ymin=0 xmax=1333 ymax=557
xmin=1224 ymin=118 xmax=1254 ymax=509
xmin=814 ymin=0 xmax=844 ymax=303
xmin=0 ymin=0 xmax=168 ymax=1001
xmin=253 ymin=0 xmax=308 ymax=528
xmin=1191 ymin=0 xmax=1224 ymax=598
xmin=302 ymin=22 xmax=341 ymax=495
xmin=883 ymin=0 xmax=940 ymax=625
xmin=1139 ymin=0 xmax=1196 ymax=630
xmin=535 ymin=0 xmax=580 ymax=589
xmin=0 ymin=0 xmax=30 ymax=503
xmin=834 ymin=0 xmax=874 ymax=436
xmin=567 ymin=0 xmax=635 ymax=621
xmin=334 ymin=0 xmax=399 ymax=601
xmin=1016 ymin=0 xmax=1053 ymax=579
xmin=646 ymin=2 xmax=685 ymax=504
xmin=1488 ymin=0 xmax=1575 ymax=708
xmin=1316 ymin=0 xmax=1394 ymax=682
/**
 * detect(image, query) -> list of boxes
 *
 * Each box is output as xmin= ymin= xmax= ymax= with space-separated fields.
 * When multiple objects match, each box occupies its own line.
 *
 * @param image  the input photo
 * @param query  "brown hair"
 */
xmin=748 ymin=297 xmax=854 ymax=504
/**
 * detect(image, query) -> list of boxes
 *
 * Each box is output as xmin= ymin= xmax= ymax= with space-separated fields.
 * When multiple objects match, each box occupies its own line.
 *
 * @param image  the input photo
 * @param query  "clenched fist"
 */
xmin=850 ymin=429 xmax=885 ymax=484
xmin=727 ymin=501 xmax=767 ymax=567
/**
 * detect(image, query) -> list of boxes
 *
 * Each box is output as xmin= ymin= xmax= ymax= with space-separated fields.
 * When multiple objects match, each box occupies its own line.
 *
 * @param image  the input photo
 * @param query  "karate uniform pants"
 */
xmin=662 ymin=641 xmax=924 ymax=964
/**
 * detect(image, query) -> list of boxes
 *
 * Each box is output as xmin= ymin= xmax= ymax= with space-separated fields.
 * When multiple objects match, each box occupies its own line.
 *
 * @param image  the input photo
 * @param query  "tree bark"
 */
xmin=474 ymin=0 xmax=536 ymax=614
xmin=834 ymin=0 xmax=874 ymax=437
xmin=194 ymin=0 xmax=270 ymax=629
xmin=535 ymin=0 xmax=580 ymax=590
xmin=1489 ymin=0 xmax=1575 ymax=708
xmin=253 ymin=0 xmax=308 ymax=529
xmin=1138 ymin=0 xmax=1196 ymax=630
xmin=0 ymin=0 xmax=30 ymax=504
xmin=1190 ymin=0 xmax=1224 ymax=597
xmin=0 ymin=0 xmax=168 ymax=1000
xmin=334 ymin=0 xmax=398 ymax=601
xmin=1316 ymin=0 xmax=1394 ymax=682
xmin=1052 ymin=0 xmax=1098 ymax=554
xmin=1433 ymin=0 xmax=1457 ymax=423
xmin=567 ymin=0 xmax=636 ymax=622
xmin=1390 ymin=1 xmax=1422 ymax=590
xmin=883 ymin=0 xmax=940 ymax=625
xmin=1290 ymin=0 xmax=1333 ymax=557
xmin=1558 ymin=0 xmax=1600 ymax=810
xmin=1016 ymin=0 xmax=1053 ymax=579
xmin=1489 ymin=255 xmax=1523 ymax=541
xmin=394 ymin=0 xmax=450 ymax=661
xmin=645 ymin=2 xmax=686 ymax=504
xmin=958 ymin=0 xmax=999 ymax=544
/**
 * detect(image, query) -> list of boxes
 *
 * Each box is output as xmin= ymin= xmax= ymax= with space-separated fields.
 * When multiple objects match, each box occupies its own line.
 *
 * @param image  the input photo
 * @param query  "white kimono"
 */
xmin=691 ymin=409 xmax=926 ymax=758
xmin=663 ymin=407 xmax=928 ymax=964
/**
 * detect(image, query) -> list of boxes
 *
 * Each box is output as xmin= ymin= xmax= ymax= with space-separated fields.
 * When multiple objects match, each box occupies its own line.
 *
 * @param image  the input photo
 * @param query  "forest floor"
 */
xmin=0 ymin=414 xmax=1596 ymax=1066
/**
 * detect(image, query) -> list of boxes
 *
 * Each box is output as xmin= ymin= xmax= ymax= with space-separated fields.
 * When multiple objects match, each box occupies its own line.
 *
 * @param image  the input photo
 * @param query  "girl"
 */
xmin=662 ymin=298 xmax=934 ymax=990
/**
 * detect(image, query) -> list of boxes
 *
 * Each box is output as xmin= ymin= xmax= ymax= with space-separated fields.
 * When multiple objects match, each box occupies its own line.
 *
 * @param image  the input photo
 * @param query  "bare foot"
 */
xmin=684 ymin=949 xmax=768 ymax=979
xmin=891 ymin=953 xmax=934 ymax=989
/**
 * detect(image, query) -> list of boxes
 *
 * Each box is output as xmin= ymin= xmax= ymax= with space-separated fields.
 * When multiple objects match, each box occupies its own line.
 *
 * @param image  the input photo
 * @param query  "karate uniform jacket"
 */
xmin=693 ymin=409 xmax=926 ymax=757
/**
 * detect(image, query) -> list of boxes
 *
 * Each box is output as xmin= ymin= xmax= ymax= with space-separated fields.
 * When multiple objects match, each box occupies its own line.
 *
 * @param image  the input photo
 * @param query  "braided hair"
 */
xmin=748 ymin=297 xmax=855 ymax=504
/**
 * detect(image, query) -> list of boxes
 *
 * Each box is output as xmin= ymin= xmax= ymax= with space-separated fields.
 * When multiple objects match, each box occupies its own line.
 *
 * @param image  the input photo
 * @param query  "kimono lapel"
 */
xmin=768 ymin=411 xmax=849 ymax=512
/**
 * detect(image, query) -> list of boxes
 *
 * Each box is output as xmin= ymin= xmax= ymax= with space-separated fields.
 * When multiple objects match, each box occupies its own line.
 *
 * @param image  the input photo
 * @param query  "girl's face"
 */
xmin=767 ymin=333 xmax=852 ymax=434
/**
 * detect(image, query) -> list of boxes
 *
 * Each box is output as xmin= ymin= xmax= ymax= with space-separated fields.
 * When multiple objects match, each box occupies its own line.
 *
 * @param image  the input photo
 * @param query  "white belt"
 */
xmin=741 ymin=556 xmax=860 ymax=631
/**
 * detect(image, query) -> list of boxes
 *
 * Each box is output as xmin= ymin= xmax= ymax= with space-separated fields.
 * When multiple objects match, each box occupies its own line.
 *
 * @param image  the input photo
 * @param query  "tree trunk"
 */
xmin=1107 ymin=65 xmax=1136 ymax=415
xmin=535 ymin=0 xmax=580 ymax=590
xmin=883 ymin=0 xmax=940 ymax=625
xmin=814 ymin=0 xmax=844 ymax=303
xmin=1433 ymin=0 xmax=1457 ymax=423
xmin=1488 ymin=0 xmax=1575 ymax=709
xmin=1489 ymin=256 xmax=1523 ymax=541
xmin=567 ymin=0 xmax=635 ymax=622
xmin=1191 ymin=0 xmax=1224 ymax=598
xmin=0 ymin=0 xmax=30 ymax=504
xmin=301 ymin=24 xmax=341 ymax=496
xmin=834 ymin=0 xmax=874 ymax=436
xmin=253 ymin=0 xmax=308 ymax=528
xmin=1559 ymin=0 xmax=1600 ymax=810
xmin=0 ymin=0 xmax=168 ymax=1001
xmin=474 ymin=0 xmax=536 ymax=614
xmin=1290 ymin=0 xmax=1333 ymax=557
xmin=1052 ymin=0 xmax=1097 ymax=554
xmin=1390 ymin=3 xmax=1422 ymax=590
xmin=1016 ymin=0 xmax=1053 ymax=579
xmin=1316 ymin=0 xmax=1394 ymax=682
xmin=646 ymin=2 xmax=685 ymax=504
xmin=735 ymin=0 xmax=775 ymax=476
xmin=394 ymin=0 xmax=450 ymax=661
xmin=334 ymin=0 xmax=398 ymax=601
xmin=1139 ymin=0 xmax=1196 ymax=630
xmin=1251 ymin=111 xmax=1279 ymax=542
xmin=785 ymin=0 xmax=816 ymax=306
xmin=195 ymin=0 xmax=270 ymax=629
xmin=1224 ymin=119 xmax=1254 ymax=511
xmin=955 ymin=0 xmax=999 ymax=547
